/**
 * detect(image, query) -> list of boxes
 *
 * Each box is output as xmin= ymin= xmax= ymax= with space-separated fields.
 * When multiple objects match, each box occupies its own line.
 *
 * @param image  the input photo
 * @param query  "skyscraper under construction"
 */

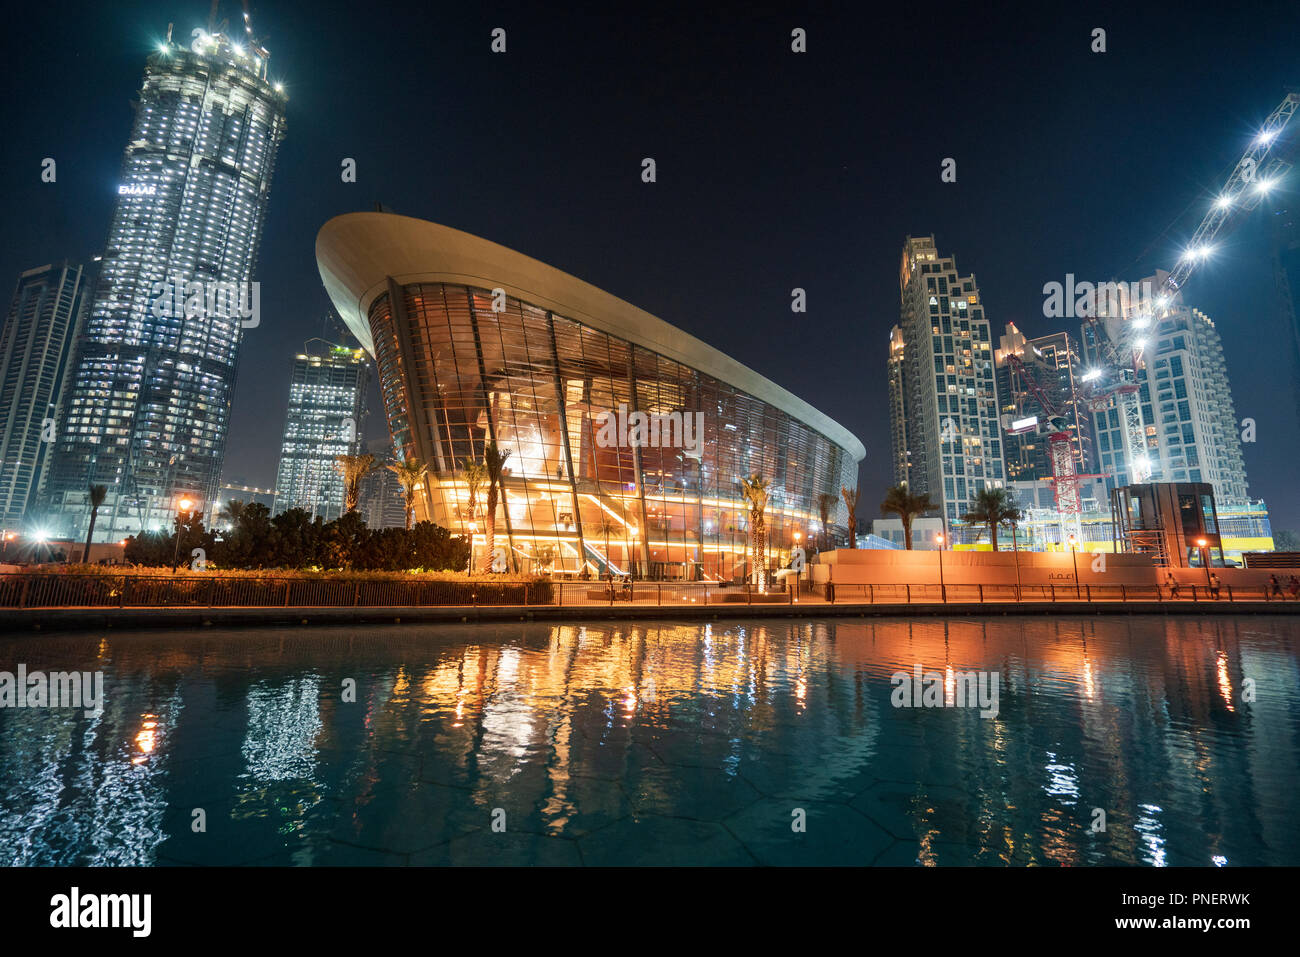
xmin=40 ymin=19 xmax=286 ymax=540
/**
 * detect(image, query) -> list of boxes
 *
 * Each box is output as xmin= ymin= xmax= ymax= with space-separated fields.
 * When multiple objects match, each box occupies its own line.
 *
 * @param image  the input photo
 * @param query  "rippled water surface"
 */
xmin=1 ymin=616 xmax=1297 ymax=866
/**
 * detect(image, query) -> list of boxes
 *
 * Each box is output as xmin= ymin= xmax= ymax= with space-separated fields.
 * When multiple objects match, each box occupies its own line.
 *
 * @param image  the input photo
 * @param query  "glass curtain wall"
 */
xmin=367 ymin=282 xmax=856 ymax=581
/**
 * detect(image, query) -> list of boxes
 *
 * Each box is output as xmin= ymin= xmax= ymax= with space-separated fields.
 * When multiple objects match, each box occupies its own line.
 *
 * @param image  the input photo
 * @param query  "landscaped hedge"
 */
xmin=0 ymin=566 xmax=554 ymax=608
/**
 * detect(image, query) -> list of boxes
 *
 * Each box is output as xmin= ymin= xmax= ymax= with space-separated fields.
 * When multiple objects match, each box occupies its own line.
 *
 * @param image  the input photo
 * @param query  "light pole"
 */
xmin=792 ymin=530 xmax=802 ymax=598
xmin=1196 ymin=537 xmax=1212 ymax=595
xmin=1009 ymin=520 xmax=1022 ymax=601
xmin=935 ymin=533 xmax=946 ymax=602
xmin=171 ymin=497 xmax=193 ymax=572
xmin=1068 ymin=533 xmax=1080 ymax=598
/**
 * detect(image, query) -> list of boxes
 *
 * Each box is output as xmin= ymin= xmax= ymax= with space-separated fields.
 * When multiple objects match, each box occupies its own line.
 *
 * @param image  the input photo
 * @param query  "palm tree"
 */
xmin=460 ymin=456 xmax=486 ymax=574
xmin=841 ymin=485 xmax=860 ymax=549
xmin=740 ymin=473 xmax=770 ymax=592
xmin=218 ymin=498 xmax=246 ymax=531
xmin=481 ymin=442 xmax=512 ymax=574
xmin=387 ymin=456 xmax=428 ymax=530
xmin=880 ymin=483 xmax=936 ymax=550
xmin=962 ymin=486 xmax=1023 ymax=553
xmin=81 ymin=484 xmax=107 ymax=563
xmin=589 ymin=517 xmax=620 ymax=578
xmin=816 ymin=492 xmax=837 ymax=553
xmin=334 ymin=453 xmax=375 ymax=513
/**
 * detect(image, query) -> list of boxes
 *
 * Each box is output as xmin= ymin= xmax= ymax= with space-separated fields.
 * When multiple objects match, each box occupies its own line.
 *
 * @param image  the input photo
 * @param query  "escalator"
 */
xmin=582 ymin=541 xmax=624 ymax=578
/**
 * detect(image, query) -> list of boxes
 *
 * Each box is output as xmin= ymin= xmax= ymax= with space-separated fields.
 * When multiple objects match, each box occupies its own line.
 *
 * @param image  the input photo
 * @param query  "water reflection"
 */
xmin=0 ymin=616 xmax=1297 ymax=866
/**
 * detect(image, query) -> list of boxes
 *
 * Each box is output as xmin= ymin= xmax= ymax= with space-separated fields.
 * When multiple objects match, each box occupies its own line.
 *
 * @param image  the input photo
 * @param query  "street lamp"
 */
xmin=1009 ymin=519 xmax=1022 ymax=601
xmin=1196 ymin=537 xmax=1213 ymax=594
xmin=171 ymin=497 xmax=194 ymax=572
xmin=935 ymin=533 xmax=946 ymax=602
xmin=792 ymin=530 xmax=802 ymax=597
xmin=1068 ymin=534 xmax=1080 ymax=598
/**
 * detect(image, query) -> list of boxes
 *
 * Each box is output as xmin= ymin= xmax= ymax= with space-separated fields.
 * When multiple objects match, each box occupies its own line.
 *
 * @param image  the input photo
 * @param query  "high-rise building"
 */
xmin=887 ymin=325 xmax=910 ymax=485
xmin=1083 ymin=272 xmax=1252 ymax=509
xmin=894 ymin=236 xmax=1005 ymax=526
xmin=1273 ymin=201 xmax=1300 ymax=425
xmin=272 ymin=345 xmax=369 ymax=522
xmin=995 ymin=322 xmax=1095 ymax=483
xmin=0 ymin=262 xmax=92 ymax=531
xmin=1141 ymin=305 xmax=1250 ymax=506
xmin=359 ymin=439 xmax=409 ymax=530
xmin=41 ymin=24 xmax=287 ymax=541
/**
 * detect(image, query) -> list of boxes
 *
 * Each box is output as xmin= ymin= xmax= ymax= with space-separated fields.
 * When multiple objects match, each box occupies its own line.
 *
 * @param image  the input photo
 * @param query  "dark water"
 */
xmin=1 ymin=615 xmax=1297 ymax=866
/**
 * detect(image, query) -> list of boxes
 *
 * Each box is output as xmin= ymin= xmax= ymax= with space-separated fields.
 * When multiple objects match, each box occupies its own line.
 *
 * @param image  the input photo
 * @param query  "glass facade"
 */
xmin=40 ymin=29 xmax=287 ymax=541
xmin=365 ymin=281 xmax=859 ymax=581
xmin=0 ymin=262 xmax=91 ymax=531
xmin=896 ymin=236 xmax=1006 ymax=525
xmin=272 ymin=346 xmax=370 ymax=522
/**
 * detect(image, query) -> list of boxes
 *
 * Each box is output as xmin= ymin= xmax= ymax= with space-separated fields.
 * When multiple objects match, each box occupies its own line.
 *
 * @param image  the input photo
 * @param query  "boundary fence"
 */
xmin=2 ymin=573 xmax=1295 ymax=609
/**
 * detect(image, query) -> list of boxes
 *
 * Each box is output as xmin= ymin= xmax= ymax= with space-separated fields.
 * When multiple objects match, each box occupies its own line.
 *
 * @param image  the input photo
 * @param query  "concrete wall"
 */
xmin=815 ymin=548 xmax=1279 ymax=588
xmin=5 ymin=540 xmax=129 ymax=566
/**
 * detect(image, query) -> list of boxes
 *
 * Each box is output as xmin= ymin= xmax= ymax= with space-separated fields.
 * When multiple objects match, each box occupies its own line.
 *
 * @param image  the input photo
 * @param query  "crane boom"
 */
xmin=1165 ymin=93 xmax=1299 ymax=292
xmin=1085 ymin=91 xmax=1299 ymax=489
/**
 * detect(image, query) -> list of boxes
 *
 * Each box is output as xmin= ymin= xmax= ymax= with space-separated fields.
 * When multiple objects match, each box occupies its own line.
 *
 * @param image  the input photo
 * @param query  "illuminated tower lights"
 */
xmin=40 ymin=23 xmax=287 ymax=541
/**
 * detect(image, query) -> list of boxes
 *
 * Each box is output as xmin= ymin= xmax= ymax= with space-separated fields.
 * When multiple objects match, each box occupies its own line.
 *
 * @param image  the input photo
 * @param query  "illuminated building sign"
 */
xmin=118 ymin=184 xmax=156 ymax=196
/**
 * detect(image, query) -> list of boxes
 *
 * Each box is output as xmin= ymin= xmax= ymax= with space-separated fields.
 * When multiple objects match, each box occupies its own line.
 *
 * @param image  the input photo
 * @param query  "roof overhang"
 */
xmin=316 ymin=212 xmax=865 ymax=461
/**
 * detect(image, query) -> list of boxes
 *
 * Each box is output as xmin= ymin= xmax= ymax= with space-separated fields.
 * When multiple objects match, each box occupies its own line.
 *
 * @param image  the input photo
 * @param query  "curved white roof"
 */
xmin=316 ymin=213 xmax=865 ymax=461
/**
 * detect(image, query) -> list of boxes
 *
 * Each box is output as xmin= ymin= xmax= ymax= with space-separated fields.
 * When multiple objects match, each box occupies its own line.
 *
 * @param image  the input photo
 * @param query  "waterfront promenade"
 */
xmin=4 ymin=570 xmax=1297 ymax=634
xmin=3 ymin=591 xmax=1296 ymax=633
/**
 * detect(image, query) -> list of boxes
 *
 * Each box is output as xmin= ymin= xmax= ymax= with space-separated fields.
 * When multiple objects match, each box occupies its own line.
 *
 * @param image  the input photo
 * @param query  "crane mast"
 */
xmin=1005 ymin=353 xmax=1084 ymax=546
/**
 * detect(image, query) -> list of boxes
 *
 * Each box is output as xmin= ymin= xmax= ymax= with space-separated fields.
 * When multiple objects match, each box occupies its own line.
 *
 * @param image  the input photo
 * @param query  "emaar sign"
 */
xmin=118 ymin=184 xmax=156 ymax=196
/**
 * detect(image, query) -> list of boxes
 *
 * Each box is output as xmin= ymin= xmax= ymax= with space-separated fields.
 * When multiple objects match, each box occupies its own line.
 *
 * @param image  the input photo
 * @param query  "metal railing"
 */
xmin=821 ymin=582 xmax=1294 ymax=604
xmin=0 ymin=574 xmax=542 ymax=609
xmin=1 ymin=573 xmax=1294 ymax=611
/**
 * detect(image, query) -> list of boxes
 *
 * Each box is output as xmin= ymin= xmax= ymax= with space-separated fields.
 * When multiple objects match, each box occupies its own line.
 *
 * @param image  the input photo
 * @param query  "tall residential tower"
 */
xmin=895 ymin=236 xmax=1006 ymax=527
xmin=0 ymin=263 xmax=92 ymax=531
xmin=1083 ymin=272 xmax=1252 ymax=509
xmin=41 ymin=24 xmax=287 ymax=540
xmin=887 ymin=325 xmax=910 ymax=485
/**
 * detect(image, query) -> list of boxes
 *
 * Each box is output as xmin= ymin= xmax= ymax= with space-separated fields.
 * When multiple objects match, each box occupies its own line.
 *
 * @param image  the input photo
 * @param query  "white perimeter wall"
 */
xmin=812 ymin=549 xmax=1276 ymax=588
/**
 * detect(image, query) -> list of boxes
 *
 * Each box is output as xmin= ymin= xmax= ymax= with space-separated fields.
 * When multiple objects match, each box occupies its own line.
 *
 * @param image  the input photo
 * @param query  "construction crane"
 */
xmin=1080 ymin=91 xmax=1300 ymax=486
xmin=1004 ymin=352 xmax=1086 ymax=545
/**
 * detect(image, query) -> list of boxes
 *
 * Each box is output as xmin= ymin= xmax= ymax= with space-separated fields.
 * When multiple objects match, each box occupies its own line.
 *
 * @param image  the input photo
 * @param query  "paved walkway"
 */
xmin=3 ymin=598 xmax=1296 ymax=634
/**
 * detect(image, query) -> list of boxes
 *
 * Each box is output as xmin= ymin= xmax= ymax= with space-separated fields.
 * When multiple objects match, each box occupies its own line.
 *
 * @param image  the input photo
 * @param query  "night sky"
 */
xmin=5 ymin=1 xmax=1300 ymax=528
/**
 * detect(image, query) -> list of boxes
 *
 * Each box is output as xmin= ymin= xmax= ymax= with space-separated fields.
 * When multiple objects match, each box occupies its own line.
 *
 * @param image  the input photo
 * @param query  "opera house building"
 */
xmin=316 ymin=213 xmax=865 ymax=580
